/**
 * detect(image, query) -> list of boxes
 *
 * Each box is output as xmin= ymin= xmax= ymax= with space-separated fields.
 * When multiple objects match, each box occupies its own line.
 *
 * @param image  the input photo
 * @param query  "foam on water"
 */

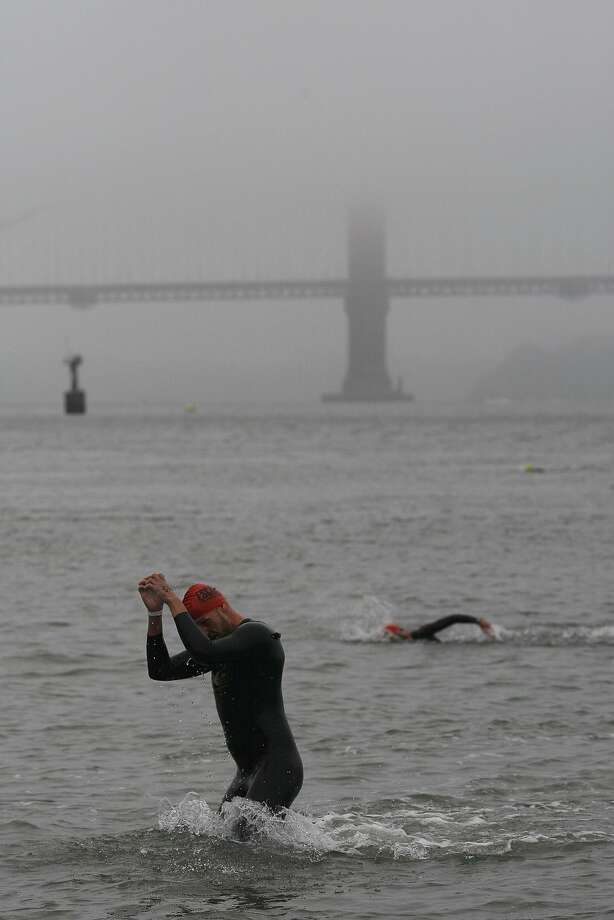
xmin=315 ymin=800 xmax=609 ymax=860
xmin=488 ymin=623 xmax=614 ymax=645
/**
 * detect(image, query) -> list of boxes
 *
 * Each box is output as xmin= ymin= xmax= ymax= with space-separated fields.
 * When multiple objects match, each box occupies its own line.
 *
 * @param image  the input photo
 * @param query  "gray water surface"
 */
xmin=2 ymin=403 xmax=614 ymax=919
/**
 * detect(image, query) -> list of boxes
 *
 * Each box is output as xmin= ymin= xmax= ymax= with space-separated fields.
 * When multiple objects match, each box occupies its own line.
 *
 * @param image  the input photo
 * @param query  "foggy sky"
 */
xmin=2 ymin=0 xmax=614 ymax=404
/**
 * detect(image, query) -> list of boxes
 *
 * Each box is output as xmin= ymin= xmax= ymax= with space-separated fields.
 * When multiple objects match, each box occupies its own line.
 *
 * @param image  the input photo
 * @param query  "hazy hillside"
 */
xmin=471 ymin=340 xmax=614 ymax=402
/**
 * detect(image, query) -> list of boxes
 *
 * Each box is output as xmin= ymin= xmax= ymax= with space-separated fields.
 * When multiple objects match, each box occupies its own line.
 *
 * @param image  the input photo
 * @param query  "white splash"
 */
xmin=561 ymin=624 xmax=614 ymax=644
xmin=487 ymin=622 xmax=506 ymax=641
xmin=337 ymin=595 xmax=400 ymax=642
xmin=315 ymin=810 xmax=437 ymax=859
xmin=491 ymin=623 xmax=614 ymax=645
xmin=157 ymin=793 xmax=610 ymax=861
xmin=158 ymin=792 xmax=337 ymax=854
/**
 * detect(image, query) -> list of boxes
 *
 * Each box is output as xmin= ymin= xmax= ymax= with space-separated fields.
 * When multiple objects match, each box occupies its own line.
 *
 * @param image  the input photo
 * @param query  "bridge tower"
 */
xmin=323 ymin=205 xmax=412 ymax=402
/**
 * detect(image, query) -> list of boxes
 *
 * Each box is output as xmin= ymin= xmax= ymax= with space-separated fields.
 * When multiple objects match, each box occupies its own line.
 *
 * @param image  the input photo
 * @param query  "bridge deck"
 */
xmin=1 ymin=275 xmax=614 ymax=306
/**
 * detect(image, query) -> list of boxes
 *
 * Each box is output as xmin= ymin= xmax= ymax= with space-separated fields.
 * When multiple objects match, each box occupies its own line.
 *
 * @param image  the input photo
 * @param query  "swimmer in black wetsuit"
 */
xmin=139 ymin=573 xmax=303 ymax=829
xmin=383 ymin=614 xmax=495 ymax=641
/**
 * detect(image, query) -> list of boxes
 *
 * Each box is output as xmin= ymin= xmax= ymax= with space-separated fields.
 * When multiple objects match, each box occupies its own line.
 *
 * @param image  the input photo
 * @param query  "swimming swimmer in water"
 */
xmin=139 ymin=573 xmax=303 ymax=834
xmin=383 ymin=614 xmax=495 ymax=641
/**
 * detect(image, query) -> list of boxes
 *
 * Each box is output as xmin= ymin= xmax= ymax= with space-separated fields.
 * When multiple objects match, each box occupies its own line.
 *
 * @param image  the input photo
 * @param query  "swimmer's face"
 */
xmin=193 ymin=605 xmax=227 ymax=639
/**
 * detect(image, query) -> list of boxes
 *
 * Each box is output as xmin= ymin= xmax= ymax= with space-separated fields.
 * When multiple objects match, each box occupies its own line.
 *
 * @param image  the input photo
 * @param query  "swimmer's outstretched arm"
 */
xmin=409 ymin=614 xmax=494 ymax=641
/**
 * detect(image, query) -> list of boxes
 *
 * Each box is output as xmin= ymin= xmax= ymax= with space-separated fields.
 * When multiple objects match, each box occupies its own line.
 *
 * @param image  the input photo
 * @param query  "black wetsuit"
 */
xmin=409 ymin=614 xmax=482 ymax=641
xmin=147 ymin=615 xmax=303 ymax=813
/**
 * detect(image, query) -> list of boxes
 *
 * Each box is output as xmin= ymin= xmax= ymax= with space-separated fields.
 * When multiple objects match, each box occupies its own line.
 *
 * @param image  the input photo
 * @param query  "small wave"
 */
xmin=1 ymin=818 xmax=42 ymax=832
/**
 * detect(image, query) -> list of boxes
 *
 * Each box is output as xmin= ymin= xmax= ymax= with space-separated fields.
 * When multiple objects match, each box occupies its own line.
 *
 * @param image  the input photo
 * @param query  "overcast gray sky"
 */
xmin=2 ymin=0 xmax=614 ymax=403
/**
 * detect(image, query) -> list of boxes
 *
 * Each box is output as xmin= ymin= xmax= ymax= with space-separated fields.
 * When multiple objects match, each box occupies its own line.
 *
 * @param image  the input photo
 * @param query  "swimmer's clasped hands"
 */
xmin=138 ymin=572 xmax=176 ymax=613
xmin=139 ymin=573 xmax=191 ymax=620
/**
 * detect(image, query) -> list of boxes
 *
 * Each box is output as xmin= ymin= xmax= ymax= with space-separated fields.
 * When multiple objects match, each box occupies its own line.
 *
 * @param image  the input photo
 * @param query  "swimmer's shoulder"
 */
xmin=234 ymin=618 xmax=282 ymax=645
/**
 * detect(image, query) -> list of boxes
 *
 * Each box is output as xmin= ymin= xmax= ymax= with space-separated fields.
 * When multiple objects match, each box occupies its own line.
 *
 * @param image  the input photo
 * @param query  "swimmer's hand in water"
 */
xmin=478 ymin=617 xmax=496 ymax=639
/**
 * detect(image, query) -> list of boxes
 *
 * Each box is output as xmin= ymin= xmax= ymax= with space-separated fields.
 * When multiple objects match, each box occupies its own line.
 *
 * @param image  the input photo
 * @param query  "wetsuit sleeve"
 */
xmin=173 ymin=614 xmax=272 ymax=667
xmin=410 ymin=614 xmax=480 ymax=641
xmin=147 ymin=634 xmax=211 ymax=680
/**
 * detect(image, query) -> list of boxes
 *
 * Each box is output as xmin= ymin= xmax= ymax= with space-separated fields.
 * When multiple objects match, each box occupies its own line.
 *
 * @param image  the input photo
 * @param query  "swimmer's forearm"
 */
xmin=147 ymin=614 xmax=163 ymax=637
xmin=410 ymin=614 xmax=480 ymax=640
xmin=147 ymin=633 xmax=209 ymax=680
xmin=174 ymin=611 xmax=214 ymax=658
xmin=166 ymin=592 xmax=188 ymax=617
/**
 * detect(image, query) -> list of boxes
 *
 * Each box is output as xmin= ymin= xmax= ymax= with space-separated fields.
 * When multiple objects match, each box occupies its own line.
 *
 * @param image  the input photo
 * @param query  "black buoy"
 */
xmin=64 ymin=354 xmax=86 ymax=414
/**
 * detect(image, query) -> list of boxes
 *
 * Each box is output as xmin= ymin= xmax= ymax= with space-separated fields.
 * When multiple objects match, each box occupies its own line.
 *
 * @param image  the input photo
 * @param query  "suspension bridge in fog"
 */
xmin=2 ymin=205 xmax=614 ymax=401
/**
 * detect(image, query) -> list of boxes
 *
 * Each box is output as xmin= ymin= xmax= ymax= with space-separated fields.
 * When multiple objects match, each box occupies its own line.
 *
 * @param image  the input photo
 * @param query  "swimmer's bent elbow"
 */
xmin=147 ymin=654 xmax=174 ymax=680
xmin=148 ymin=664 xmax=169 ymax=681
xmin=146 ymin=637 xmax=205 ymax=681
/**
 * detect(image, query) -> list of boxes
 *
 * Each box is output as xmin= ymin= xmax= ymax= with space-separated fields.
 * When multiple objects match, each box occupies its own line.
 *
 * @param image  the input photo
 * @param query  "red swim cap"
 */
xmin=183 ymin=583 xmax=227 ymax=619
xmin=384 ymin=623 xmax=411 ymax=640
xmin=384 ymin=623 xmax=402 ymax=636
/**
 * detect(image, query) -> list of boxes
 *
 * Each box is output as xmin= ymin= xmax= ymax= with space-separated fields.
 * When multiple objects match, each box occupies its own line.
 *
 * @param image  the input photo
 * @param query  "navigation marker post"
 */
xmin=64 ymin=354 xmax=86 ymax=414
